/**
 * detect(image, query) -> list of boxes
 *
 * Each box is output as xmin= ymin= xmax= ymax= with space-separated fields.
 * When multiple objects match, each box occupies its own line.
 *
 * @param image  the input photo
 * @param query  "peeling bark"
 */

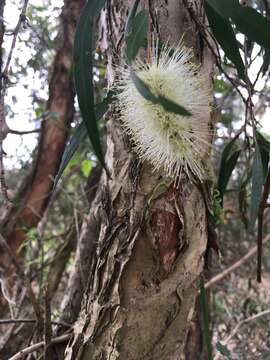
xmin=0 ymin=1 xmax=4 ymax=74
xmin=0 ymin=0 xmax=85 ymax=305
xmin=64 ymin=1 xmax=214 ymax=359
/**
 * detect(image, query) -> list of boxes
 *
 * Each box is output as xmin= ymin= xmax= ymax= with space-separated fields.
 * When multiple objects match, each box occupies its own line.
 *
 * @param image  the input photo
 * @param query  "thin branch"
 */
xmin=1 ymin=0 xmax=29 ymax=80
xmin=182 ymin=0 xmax=247 ymax=104
xmin=0 ymin=234 xmax=43 ymax=335
xmin=43 ymin=283 xmax=53 ymax=359
xmin=214 ymin=309 xmax=270 ymax=360
xmin=0 ymin=319 xmax=71 ymax=327
xmin=0 ymin=0 xmax=30 ymax=206
xmin=9 ymin=128 xmax=40 ymax=135
xmin=8 ymin=333 xmax=71 ymax=360
xmin=205 ymin=234 xmax=270 ymax=289
xmin=261 ymin=0 xmax=270 ymax=17
xmin=0 ymin=94 xmax=11 ymax=205
xmin=257 ymin=167 xmax=270 ymax=282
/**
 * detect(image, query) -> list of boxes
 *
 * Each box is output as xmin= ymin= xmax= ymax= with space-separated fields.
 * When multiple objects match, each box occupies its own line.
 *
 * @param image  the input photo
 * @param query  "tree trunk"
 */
xmin=64 ymin=0 xmax=213 ymax=359
xmin=0 ymin=0 xmax=85 ymax=307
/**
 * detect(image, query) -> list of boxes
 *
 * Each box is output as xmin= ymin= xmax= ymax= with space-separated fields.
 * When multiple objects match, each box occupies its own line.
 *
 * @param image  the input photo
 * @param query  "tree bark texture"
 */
xmin=0 ymin=0 xmax=4 ymax=74
xmin=64 ymin=0 xmax=213 ymax=359
xmin=0 ymin=0 xmax=85 ymax=305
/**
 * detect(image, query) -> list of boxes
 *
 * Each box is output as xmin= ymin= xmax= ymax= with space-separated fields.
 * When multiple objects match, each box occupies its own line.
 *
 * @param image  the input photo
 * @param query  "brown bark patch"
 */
xmin=149 ymin=184 xmax=187 ymax=274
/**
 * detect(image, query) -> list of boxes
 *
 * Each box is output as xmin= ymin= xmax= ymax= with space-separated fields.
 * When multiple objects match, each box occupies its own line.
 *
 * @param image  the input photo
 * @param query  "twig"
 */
xmin=43 ymin=283 xmax=53 ymax=359
xmin=0 ymin=318 xmax=71 ymax=327
xmin=9 ymin=128 xmax=40 ymax=135
xmin=205 ymin=234 xmax=270 ymax=289
xmin=0 ymin=0 xmax=30 ymax=206
xmin=8 ymin=333 xmax=71 ymax=360
xmin=0 ymin=234 xmax=43 ymax=335
xmin=262 ymin=0 xmax=270 ymax=17
xmin=0 ymin=87 xmax=10 ymax=205
xmin=1 ymin=0 xmax=29 ymax=80
xmin=214 ymin=309 xmax=270 ymax=360
xmin=182 ymin=0 xmax=247 ymax=104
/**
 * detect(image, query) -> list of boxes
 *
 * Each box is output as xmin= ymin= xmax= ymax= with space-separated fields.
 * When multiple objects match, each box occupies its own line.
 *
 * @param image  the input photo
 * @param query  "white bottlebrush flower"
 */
xmin=116 ymin=42 xmax=211 ymax=181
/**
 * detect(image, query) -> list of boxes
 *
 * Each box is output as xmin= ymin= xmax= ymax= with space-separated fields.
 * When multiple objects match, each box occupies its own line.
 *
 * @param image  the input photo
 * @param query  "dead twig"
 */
xmin=43 ymin=283 xmax=53 ymax=359
xmin=0 ymin=318 xmax=71 ymax=327
xmin=257 ymin=168 xmax=270 ymax=282
xmin=214 ymin=309 xmax=270 ymax=360
xmin=8 ymin=333 xmax=71 ymax=360
xmin=0 ymin=0 xmax=30 ymax=206
xmin=0 ymin=234 xmax=43 ymax=335
xmin=205 ymin=234 xmax=270 ymax=289
xmin=9 ymin=128 xmax=40 ymax=135
xmin=1 ymin=0 xmax=29 ymax=80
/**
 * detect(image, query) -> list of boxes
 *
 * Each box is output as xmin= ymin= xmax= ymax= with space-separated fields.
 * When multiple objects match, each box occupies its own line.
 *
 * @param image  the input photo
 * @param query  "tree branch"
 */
xmin=8 ymin=333 xmax=71 ymax=360
xmin=9 ymin=128 xmax=40 ymax=135
xmin=214 ymin=309 xmax=270 ymax=360
xmin=0 ymin=318 xmax=71 ymax=327
xmin=257 ymin=168 xmax=270 ymax=282
xmin=205 ymin=234 xmax=270 ymax=289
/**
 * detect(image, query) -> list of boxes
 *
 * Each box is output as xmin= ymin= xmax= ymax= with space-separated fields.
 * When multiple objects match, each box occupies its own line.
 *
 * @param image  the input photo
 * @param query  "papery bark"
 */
xmin=64 ymin=1 xmax=213 ymax=359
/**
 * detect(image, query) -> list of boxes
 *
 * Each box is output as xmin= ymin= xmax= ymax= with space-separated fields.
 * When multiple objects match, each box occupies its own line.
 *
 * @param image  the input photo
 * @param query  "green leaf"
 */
xmin=199 ymin=278 xmax=213 ymax=360
xmin=205 ymin=1 xmax=270 ymax=51
xmin=205 ymin=2 xmax=245 ymax=80
xmin=219 ymin=114 xmax=233 ymax=125
xmin=256 ymin=130 xmax=270 ymax=180
xmin=73 ymin=0 xmax=106 ymax=167
xmin=256 ymin=131 xmax=270 ymax=152
xmin=205 ymin=0 xmax=239 ymax=19
xmin=248 ymin=131 xmax=270 ymax=229
xmin=54 ymin=122 xmax=87 ymax=187
xmin=124 ymin=0 xmax=141 ymax=37
xmin=54 ymin=95 xmax=111 ymax=188
xmin=81 ymin=159 xmax=92 ymax=177
xmin=130 ymin=69 xmax=192 ymax=116
xmin=232 ymin=6 xmax=270 ymax=50
xmin=250 ymin=145 xmax=264 ymax=229
xmin=126 ymin=10 xmax=148 ymax=62
xmin=216 ymin=342 xmax=232 ymax=360
xmin=213 ymin=79 xmax=230 ymax=93
xmin=217 ymin=136 xmax=241 ymax=204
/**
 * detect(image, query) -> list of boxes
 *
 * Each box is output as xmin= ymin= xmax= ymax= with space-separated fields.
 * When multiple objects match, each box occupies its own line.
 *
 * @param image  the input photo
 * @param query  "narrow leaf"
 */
xmin=256 ymin=130 xmax=270 ymax=152
xmin=205 ymin=1 xmax=245 ymax=80
xmin=205 ymin=0 xmax=239 ymax=19
xmin=54 ymin=95 xmax=111 ymax=187
xmin=126 ymin=10 xmax=148 ymax=62
xmin=216 ymin=342 xmax=232 ymax=360
xmin=54 ymin=122 xmax=87 ymax=187
xmin=130 ymin=69 xmax=192 ymax=116
xmin=124 ymin=0 xmax=141 ymax=37
xmin=199 ymin=278 xmax=213 ymax=360
xmin=256 ymin=130 xmax=270 ymax=180
xmin=205 ymin=1 xmax=270 ymax=51
xmin=232 ymin=6 xmax=270 ymax=50
xmin=250 ymin=145 xmax=264 ymax=229
xmin=73 ymin=0 xmax=106 ymax=167
xmin=217 ymin=137 xmax=241 ymax=204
